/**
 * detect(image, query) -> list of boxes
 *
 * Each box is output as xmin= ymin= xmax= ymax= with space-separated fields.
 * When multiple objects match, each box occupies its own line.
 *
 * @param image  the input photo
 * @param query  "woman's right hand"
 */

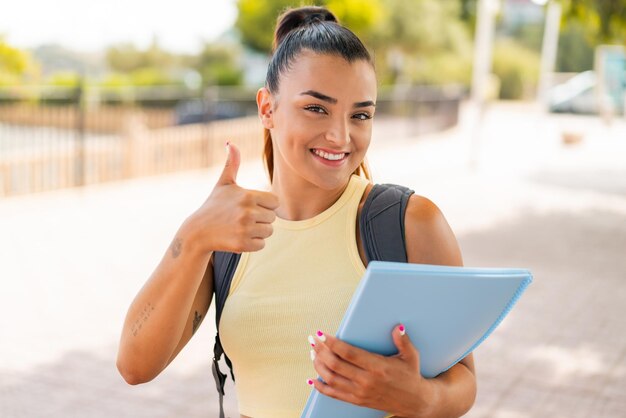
xmin=189 ymin=142 xmax=279 ymax=254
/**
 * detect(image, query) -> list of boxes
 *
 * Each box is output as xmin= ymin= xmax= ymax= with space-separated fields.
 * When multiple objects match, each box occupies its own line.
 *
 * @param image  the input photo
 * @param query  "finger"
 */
xmin=254 ymin=191 xmax=280 ymax=210
xmin=251 ymin=223 xmax=273 ymax=239
xmin=391 ymin=324 xmax=419 ymax=365
xmin=254 ymin=208 xmax=277 ymax=224
xmin=311 ymin=352 xmax=356 ymax=393
xmin=309 ymin=378 xmax=362 ymax=408
xmin=217 ymin=142 xmax=241 ymax=185
xmin=315 ymin=331 xmax=382 ymax=371
xmin=313 ymin=338 xmax=366 ymax=384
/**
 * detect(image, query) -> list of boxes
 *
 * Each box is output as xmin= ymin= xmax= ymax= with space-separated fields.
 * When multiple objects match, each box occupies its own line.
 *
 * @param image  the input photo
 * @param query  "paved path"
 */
xmin=1 ymin=102 xmax=625 ymax=417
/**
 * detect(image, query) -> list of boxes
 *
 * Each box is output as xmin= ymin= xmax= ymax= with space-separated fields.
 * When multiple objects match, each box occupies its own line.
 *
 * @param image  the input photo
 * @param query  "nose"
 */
xmin=324 ymin=116 xmax=350 ymax=146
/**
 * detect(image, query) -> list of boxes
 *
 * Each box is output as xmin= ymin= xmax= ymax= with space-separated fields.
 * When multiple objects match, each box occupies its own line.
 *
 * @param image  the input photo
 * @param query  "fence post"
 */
xmin=203 ymin=86 xmax=218 ymax=167
xmin=74 ymin=78 xmax=86 ymax=187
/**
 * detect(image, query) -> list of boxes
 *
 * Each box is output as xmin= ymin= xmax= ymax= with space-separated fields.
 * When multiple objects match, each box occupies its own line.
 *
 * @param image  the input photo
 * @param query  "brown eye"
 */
xmin=353 ymin=113 xmax=372 ymax=121
xmin=304 ymin=105 xmax=327 ymax=114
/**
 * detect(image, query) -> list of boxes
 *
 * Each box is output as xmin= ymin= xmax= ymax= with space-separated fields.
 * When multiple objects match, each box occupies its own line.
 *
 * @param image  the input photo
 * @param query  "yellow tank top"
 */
xmin=219 ymin=174 xmax=370 ymax=418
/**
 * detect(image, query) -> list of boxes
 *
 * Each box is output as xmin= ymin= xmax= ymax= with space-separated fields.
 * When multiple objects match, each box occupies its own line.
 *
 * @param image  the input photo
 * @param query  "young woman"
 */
xmin=117 ymin=6 xmax=476 ymax=418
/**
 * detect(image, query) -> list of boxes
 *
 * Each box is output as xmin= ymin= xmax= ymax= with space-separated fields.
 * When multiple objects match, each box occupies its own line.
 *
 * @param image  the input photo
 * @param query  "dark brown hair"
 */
xmin=263 ymin=6 xmax=373 ymax=181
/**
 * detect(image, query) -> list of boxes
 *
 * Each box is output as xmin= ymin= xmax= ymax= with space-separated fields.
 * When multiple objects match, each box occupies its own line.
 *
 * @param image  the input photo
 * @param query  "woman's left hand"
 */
xmin=308 ymin=325 xmax=436 ymax=418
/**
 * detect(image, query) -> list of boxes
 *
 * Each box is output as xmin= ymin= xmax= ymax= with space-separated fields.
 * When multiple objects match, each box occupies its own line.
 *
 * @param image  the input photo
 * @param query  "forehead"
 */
xmin=279 ymin=50 xmax=377 ymax=100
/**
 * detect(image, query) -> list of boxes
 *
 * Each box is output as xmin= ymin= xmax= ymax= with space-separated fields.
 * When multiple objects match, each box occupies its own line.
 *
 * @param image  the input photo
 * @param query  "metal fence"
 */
xmin=0 ymin=84 xmax=462 ymax=197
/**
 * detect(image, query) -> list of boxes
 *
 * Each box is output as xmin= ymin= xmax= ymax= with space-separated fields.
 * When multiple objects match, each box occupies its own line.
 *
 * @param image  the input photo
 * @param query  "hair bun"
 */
xmin=273 ymin=6 xmax=338 ymax=51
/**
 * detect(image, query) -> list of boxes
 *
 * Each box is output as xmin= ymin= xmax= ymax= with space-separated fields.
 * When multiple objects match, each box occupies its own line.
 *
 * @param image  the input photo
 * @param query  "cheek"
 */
xmin=352 ymin=124 xmax=372 ymax=149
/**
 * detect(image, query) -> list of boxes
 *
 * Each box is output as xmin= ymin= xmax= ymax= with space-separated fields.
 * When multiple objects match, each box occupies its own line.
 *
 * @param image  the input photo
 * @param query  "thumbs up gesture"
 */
xmin=189 ymin=142 xmax=279 ymax=254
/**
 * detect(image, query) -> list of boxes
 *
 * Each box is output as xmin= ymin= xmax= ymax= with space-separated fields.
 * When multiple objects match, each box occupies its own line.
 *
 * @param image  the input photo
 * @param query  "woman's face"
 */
xmin=258 ymin=50 xmax=377 ymax=190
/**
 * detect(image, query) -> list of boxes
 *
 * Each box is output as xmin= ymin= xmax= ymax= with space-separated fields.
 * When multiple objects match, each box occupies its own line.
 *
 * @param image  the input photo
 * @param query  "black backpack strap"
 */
xmin=212 ymin=251 xmax=240 ymax=418
xmin=359 ymin=183 xmax=414 ymax=262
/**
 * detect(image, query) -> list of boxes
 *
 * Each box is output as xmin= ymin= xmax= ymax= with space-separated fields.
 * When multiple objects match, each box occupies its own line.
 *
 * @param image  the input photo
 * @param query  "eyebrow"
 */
xmin=300 ymin=90 xmax=376 ymax=108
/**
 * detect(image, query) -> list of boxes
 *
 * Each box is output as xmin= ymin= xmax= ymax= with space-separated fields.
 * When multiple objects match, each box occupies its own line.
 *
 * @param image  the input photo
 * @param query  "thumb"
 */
xmin=217 ymin=142 xmax=241 ymax=185
xmin=392 ymin=324 xmax=419 ymax=364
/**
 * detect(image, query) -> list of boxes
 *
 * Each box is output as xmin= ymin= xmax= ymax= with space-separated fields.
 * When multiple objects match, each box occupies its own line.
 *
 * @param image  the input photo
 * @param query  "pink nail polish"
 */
xmin=308 ymin=335 xmax=315 ymax=347
xmin=399 ymin=324 xmax=406 ymax=336
xmin=307 ymin=378 xmax=314 ymax=386
xmin=316 ymin=330 xmax=326 ymax=342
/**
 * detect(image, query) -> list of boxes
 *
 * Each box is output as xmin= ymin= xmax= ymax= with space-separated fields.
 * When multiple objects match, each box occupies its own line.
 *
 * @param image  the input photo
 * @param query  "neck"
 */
xmin=271 ymin=169 xmax=351 ymax=221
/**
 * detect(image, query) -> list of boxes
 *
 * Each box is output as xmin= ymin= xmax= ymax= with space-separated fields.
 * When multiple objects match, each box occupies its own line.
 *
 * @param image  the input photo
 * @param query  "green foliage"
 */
xmin=492 ymin=39 xmax=540 ymax=100
xmin=236 ymin=0 xmax=310 ymax=53
xmin=373 ymin=0 xmax=470 ymax=54
xmin=194 ymin=43 xmax=244 ymax=86
xmin=37 ymin=72 xmax=83 ymax=106
xmin=410 ymin=52 xmax=473 ymax=86
xmin=560 ymin=0 xmax=626 ymax=42
xmin=105 ymin=37 xmax=243 ymax=88
xmin=0 ymin=72 xmax=19 ymax=86
xmin=129 ymin=68 xmax=180 ymax=86
xmin=373 ymin=0 xmax=473 ymax=85
xmin=510 ymin=23 xmax=544 ymax=52
xmin=98 ymin=73 xmax=133 ymax=106
xmin=106 ymin=39 xmax=176 ymax=73
xmin=0 ymin=40 xmax=30 ymax=74
xmin=0 ymin=38 xmax=39 ymax=90
xmin=326 ymin=0 xmax=385 ymax=43
xmin=556 ymin=21 xmax=594 ymax=72
xmin=47 ymin=72 xmax=81 ymax=87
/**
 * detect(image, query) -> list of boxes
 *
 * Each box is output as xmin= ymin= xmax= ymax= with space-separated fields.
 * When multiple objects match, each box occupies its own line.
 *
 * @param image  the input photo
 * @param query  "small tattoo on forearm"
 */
xmin=192 ymin=311 xmax=202 ymax=334
xmin=131 ymin=302 xmax=155 ymax=337
xmin=170 ymin=237 xmax=182 ymax=258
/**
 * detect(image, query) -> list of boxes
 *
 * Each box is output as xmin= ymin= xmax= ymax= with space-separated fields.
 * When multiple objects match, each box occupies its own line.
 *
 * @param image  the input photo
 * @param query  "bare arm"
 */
xmin=116 ymin=143 xmax=279 ymax=385
xmin=400 ymin=194 xmax=476 ymax=418
xmin=116 ymin=219 xmax=212 ymax=385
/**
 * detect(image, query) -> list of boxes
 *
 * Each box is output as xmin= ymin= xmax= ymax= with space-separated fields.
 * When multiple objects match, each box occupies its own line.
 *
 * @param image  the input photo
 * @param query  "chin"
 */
xmin=304 ymin=169 xmax=357 ymax=191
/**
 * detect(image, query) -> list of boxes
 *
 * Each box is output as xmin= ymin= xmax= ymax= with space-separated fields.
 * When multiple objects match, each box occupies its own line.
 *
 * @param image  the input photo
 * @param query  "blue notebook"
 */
xmin=301 ymin=261 xmax=533 ymax=418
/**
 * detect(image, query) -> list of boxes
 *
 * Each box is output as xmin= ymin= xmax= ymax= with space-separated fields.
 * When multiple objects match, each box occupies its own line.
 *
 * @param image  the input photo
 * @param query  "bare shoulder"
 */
xmin=404 ymin=194 xmax=463 ymax=267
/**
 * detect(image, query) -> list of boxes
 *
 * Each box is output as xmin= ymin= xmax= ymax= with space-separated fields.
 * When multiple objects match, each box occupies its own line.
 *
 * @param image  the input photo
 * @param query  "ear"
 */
xmin=256 ymin=87 xmax=274 ymax=129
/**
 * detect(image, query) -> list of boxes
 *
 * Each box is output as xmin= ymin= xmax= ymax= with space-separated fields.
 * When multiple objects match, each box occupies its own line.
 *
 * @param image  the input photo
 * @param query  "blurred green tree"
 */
xmin=372 ymin=0 xmax=473 ymax=85
xmin=492 ymin=38 xmax=540 ymax=99
xmin=556 ymin=21 xmax=595 ymax=72
xmin=194 ymin=43 xmax=244 ymax=86
xmin=0 ymin=39 xmax=29 ymax=74
xmin=561 ymin=0 xmax=626 ymax=42
xmin=105 ymin=37 xmax=176 ymax=73
xmin=0 ymin=38 xmax=38 ymax=85
xmin=236 ymin=0 xmax=307 ymax=53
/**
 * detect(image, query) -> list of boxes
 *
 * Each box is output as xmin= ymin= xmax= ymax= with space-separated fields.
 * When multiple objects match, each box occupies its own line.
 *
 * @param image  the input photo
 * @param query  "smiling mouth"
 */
xmin=310 ymin=149 xmax=349 ymax=161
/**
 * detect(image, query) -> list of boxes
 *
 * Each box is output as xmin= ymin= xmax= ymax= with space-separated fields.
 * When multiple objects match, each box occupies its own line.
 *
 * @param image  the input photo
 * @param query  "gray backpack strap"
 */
xmin=359 ymin=183 xmax=414 ymax=262
xmin=212 ymin=251 xmax=240 ymax=418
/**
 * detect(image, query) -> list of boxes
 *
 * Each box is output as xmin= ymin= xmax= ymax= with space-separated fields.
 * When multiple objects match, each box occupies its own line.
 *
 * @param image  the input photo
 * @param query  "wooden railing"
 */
xmin=0 ymin=116 xmax=263 ymax=197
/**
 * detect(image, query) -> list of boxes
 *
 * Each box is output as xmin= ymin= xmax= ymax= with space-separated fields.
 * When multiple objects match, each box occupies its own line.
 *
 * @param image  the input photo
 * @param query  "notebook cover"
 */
xmin=301 ymin=261 xmax=533 ymax=418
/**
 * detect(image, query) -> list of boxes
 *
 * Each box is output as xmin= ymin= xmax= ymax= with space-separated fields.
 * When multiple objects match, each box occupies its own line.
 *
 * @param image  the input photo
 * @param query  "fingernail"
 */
xmin=316 ymin=330 xmax=326 ymax=342
xmin=308 ymin=335 xmax=316 ymax=347
xmin=307 ymin=378 xmax=314 ymax=386
xmin=399 ymin=324 xmax=406 ymax=336
xmin=310 ymin=349 xmax=316 ymax=361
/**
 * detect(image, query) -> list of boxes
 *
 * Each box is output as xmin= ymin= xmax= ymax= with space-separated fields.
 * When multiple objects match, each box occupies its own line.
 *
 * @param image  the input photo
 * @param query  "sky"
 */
xmin=0 ymin=0 xmax=238 ymax=53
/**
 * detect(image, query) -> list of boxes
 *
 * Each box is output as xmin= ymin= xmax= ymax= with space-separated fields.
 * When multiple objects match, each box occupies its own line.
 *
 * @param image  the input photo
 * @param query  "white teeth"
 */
xmin=313 ymin=149 xmax=345 ymax=161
